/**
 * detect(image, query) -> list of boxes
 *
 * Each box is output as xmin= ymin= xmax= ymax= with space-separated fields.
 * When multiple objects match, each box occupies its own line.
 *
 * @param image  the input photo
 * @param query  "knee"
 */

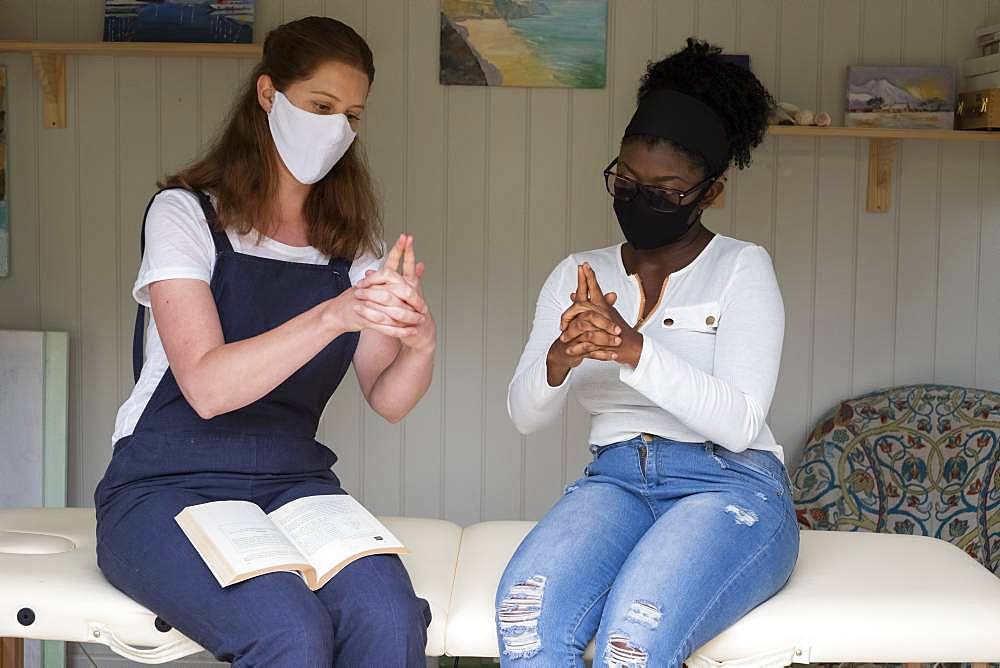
xmin=230 ymin=606 xmax=335 ymax=666
xmin=367 ymin=589 xmax=429 ymax=638
xmin=495 ymin=574 xmax=547 ymax=660
xmin=597 ymin=600 xmax=676 ymax=668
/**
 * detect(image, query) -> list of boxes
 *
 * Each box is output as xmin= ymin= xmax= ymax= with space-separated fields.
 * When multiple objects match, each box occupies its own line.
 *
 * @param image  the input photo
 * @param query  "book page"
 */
xmin=176 ymin=500 xmax=309 ymax=586
xmin=268 ymin=494 xmax=405 ymax=581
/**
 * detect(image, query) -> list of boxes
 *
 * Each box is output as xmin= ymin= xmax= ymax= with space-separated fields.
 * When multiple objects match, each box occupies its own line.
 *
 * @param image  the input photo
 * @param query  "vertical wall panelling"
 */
xmin=3 ymin=1 xmax=999 ymax=534
xmin=483 ymin=87 xmax=528 ymax=520
xmin=35 ymin=5 xmax=81 ymax=500
xmin=935 ymin=143 xmax=982 ymax=387
xmin=0 ymin=0 xmax=37 ymax=39
xmin=159 ymin=58 xmax=199 ymax=177
xmin=852 ymin=0 xmax=903 ymax=396
xmin=198 ymin=58 xmax=242 ymax=151
xmin=732 ymin=0 xmax=779 ymax=251
xmin=77 ymin=54 xmax=117 ymax=499
xmin=283 ymin=0 xmax=323 ymax=21
xmin=893 ymin=0 xmax=943 ymax=387
xmin=977 ymin=143 xmax=1000 ymax=390
xmin=359 ymin=0 xmax=406 ymax=516
xmin=523 ymin=90 xmax=570 ymax=520
xmin=810 ymin=137 xmax=859 ymax=449
xmin=0 ymin=52 xmax=40 ymax=327
xmin=115 ymin=57 xmax=157 ymax=406
xmin=315 ymin=0 xmax=366 ymax=503
xmin=695 ymin=0 xmax=737 ymax=237
xmin=934 ymin=0 xmax=988 ymax=388
xmin=442 ymin=85 xmax=488 ymax=525
xmin=399 ymin=0 xmax=446 ymax=519
xmin=563 ymin=84 xmax=613 ymax=487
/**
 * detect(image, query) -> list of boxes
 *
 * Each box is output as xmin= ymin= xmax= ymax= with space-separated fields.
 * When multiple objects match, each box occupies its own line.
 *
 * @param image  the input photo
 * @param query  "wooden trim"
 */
xmin=0 ymin=40 xmax=261 ymax=58
xmin=31 ymin=52 xmax=65 ymax=129
xmin=866 ymin=138 xmax=896 ymax=213
xmin=0 ymin=637 xmax=24 ymax=668
xmin=769 ymin=124 xmax=1000 ymax=142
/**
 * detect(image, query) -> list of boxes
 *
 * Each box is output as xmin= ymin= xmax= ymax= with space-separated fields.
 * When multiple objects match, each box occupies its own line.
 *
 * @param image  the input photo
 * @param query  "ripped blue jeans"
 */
xmin=495 ymin=435 xmax=799 ymax=668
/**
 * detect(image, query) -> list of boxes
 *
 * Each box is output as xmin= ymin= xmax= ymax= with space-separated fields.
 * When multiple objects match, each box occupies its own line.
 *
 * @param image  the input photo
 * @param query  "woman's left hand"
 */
xmin=354 ymin=234 xmax=437 ymax=353
xmin=561 ymin=263 xmax=643 ymax=368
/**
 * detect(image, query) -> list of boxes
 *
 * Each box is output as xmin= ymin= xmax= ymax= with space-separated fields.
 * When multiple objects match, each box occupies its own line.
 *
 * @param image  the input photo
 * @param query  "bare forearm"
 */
xmin=367 ymin=343 xmax=435 ymax=423
xmin=182 ymin=304 xmax=345 ymax=418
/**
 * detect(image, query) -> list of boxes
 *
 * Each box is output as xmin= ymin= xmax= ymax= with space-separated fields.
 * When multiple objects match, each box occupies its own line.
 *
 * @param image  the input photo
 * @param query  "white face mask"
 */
xmin=267 ymin=90 xmax=357 ymax=185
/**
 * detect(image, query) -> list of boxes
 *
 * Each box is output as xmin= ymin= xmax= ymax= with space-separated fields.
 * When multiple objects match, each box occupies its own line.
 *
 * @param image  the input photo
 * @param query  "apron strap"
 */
xmin=132 ymin=188 xmax=223 ymax=383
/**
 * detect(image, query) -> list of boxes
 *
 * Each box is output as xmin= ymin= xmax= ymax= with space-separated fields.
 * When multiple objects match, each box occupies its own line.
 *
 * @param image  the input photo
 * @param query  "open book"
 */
xmin=175 ymin=494 xmax=406 ymax=590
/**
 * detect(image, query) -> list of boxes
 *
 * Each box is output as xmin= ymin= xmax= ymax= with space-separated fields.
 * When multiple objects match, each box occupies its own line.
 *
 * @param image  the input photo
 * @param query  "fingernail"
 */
xmin=614 ymin=326 xmax=621 ymax=334
xmin=612 ymin=353 xmax=618 ymax=359
xmin=614 ymin=337 xmax=621 ymax=345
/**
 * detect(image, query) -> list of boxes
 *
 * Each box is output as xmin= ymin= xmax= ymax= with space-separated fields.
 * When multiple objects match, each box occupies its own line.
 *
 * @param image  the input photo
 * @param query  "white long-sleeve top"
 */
xmin=507 ymin=235 xmax=785 ymax=459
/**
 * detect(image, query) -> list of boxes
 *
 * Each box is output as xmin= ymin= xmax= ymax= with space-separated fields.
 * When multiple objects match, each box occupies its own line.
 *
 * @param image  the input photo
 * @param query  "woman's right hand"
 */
xmin=320 ymin=236 xmax=426 ymax=339
xmin=545 ymin=264 xmax=623 ymax=386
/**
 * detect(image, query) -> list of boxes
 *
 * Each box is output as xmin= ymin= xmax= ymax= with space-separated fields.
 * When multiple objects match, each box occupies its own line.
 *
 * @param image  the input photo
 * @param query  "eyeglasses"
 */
xmin=603 ymin=158 xmax=715 ymax=213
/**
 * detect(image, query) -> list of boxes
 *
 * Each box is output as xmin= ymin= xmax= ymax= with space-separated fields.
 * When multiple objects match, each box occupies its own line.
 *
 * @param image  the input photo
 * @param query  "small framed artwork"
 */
xmin=104 ymin=1 xmax=254 ymax=44
xmin=846 ymin=65 xmax=956 ymax=129
xmin=1 ymin=65 xmax=8 ymax=278
xmin=440 ymin=0 xmax=608 ymax=88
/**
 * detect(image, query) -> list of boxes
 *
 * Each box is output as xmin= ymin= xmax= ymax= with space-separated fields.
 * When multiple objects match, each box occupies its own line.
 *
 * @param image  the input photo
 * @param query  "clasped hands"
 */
xmin=545 ymin=263 xmax=642 ymax=386
xmin=327 ymin=233 xmax=436 ymax=353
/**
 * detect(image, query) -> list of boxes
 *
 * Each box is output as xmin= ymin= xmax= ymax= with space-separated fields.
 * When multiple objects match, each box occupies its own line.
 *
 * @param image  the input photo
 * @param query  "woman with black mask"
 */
xmin=498 ymin=39 xmax=795 ymax=667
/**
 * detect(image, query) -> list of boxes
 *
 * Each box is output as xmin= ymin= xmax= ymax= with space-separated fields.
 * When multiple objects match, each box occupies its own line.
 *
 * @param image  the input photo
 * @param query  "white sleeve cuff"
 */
xmin=133 ymin=268 xmax=212 ymax=307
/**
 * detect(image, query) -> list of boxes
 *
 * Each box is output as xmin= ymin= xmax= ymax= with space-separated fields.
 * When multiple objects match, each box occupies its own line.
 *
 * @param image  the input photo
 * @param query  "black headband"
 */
xmin=623 ymin=90 xmax=731 ymax=176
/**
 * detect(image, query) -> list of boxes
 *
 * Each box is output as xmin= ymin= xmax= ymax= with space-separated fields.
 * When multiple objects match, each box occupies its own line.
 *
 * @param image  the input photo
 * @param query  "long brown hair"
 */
xmin=161 ymin=16 xmax=382 ymax=261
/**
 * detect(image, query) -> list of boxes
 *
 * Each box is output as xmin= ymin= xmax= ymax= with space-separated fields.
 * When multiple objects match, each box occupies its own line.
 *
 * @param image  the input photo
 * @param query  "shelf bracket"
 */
xmin=31 ymin=50 xmax=66 ymax=129
xmin=865 ymin=138 xmax=896 ymax=213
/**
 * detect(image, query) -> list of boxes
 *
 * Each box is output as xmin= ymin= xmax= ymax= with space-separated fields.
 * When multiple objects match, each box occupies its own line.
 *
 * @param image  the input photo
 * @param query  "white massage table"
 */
xmin=3 ymin=509 xmax=1000 ymax=665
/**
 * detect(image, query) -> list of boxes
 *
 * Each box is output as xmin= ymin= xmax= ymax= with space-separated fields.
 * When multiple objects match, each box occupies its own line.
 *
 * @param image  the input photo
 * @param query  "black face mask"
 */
xmin=613 ymin=186 xmax=712 ymax=250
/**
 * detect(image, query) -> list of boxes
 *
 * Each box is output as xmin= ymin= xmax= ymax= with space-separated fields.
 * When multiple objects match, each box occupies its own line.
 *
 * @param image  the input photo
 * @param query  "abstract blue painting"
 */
xmin=0 ymin=65 xmax=7 ymax=278
xmin=104 ymin=1 xmax=254 ymax=44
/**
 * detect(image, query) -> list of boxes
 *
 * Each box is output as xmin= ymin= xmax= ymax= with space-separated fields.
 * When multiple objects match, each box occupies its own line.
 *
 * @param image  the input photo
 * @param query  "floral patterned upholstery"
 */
xmin=793 ymin=384 xmax=1000 ymax=576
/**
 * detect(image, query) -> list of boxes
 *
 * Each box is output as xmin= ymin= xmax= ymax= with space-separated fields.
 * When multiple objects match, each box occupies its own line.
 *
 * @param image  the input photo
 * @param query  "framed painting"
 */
xmin=440 ymin=0 xmax=607 ymax=88
xmin=846 ymin=65 xmax=956 ymax=129
xmin=104 ymin=1 xmax=254 ymax=43
xmin=1 ymin=65 xmax=7 ymax=278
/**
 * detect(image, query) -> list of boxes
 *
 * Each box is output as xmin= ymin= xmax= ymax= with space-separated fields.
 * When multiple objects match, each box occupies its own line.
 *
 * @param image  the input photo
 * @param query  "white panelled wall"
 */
xmin=2 ymin=0 xmax=999 ymax=524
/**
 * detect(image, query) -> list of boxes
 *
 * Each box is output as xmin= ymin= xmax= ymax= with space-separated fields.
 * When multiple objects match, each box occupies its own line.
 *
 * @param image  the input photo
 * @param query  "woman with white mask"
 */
xmin=94 ymin=17 xmax=435 ymax=667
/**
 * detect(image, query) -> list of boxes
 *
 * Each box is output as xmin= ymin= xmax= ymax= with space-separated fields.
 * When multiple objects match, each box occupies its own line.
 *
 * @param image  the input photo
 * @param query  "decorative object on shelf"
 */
xmin=103 ymin=1 xmax=254 ymax=44
xmin=846 ymin=65 xmax=956 ymax=130
xmin=794 ymin=109 xmax=815 ymax=126
xmin=957 ymin=88 xmax=999 ymax=130
xmin=0 ymin=65 xmax=7 ymax=278
xmin=768 ymin=101 xmax=833 ymax=127
xmin=962 ymin=53 xmax=1000 ymax=92
xmin=977 ymin=23 xmax=1000 ymax=57
xmin=440 ymin=0 xmax=607 ymax=88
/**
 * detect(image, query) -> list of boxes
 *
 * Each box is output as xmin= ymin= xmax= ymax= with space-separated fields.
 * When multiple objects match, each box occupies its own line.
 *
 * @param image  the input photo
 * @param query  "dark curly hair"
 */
xmin=628 ymin=38 xmax=773 ymax=175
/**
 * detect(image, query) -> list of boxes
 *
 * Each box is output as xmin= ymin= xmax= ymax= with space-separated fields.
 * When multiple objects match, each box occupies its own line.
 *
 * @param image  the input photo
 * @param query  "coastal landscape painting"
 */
xmin=104 ymin=0 xmax=254 ymax=43
xmin=440 ymin=0 xmax=607 ymax=88
xmin=846 ymin=65 xmax=955 ymax=129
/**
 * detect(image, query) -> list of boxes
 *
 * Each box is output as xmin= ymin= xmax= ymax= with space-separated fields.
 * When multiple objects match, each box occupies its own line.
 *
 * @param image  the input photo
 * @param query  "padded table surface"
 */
xmin=447 ymin=521 xmax=1000 ymax=665
xmin=0 ymin=508 xmax=461 ymax=663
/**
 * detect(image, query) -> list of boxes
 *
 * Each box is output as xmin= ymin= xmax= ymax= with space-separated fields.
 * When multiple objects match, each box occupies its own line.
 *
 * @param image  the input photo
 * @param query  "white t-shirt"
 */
xmin=112 ymin=189 xmax=382 ymax=443
xmin=507 ymin=235 xmax=786 ymax=459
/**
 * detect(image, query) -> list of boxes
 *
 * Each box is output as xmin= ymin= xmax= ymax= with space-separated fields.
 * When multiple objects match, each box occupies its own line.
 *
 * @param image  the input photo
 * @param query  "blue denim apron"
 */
xmin=93 ymin=190 xmax=430 ymax=667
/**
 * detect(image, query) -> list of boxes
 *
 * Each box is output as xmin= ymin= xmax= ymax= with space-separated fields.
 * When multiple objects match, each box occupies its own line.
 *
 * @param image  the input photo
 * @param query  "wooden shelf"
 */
xmin=768 ymin=124 xmax=999 ymax=212
xmin=0 ymin=40 xmax=261 ymax=58
xmin=768 ymin=124 xmax=1000 ymax=142
xmin=0 ymin=40 xmax=261 ymax=129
